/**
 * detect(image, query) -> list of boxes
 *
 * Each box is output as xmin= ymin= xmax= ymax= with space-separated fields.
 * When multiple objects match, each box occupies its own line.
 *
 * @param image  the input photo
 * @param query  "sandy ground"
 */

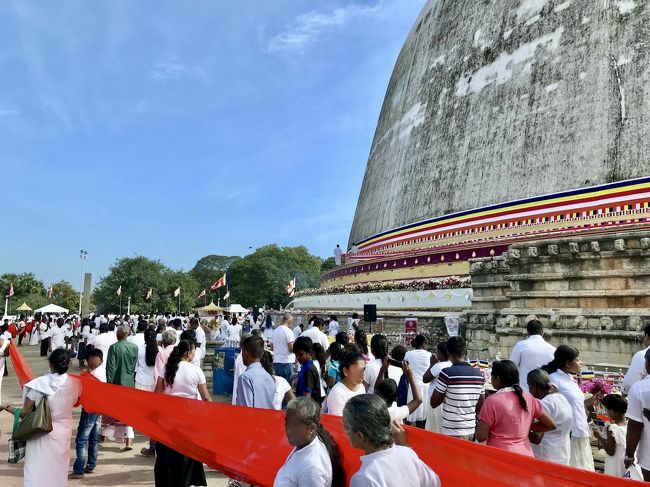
xmin=0 ymin=344 xmax=230 ymax=486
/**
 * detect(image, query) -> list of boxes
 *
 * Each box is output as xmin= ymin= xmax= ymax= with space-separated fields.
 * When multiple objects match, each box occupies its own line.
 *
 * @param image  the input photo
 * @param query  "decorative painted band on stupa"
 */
xmin=323 ymin=177 xmax=650 ymax=288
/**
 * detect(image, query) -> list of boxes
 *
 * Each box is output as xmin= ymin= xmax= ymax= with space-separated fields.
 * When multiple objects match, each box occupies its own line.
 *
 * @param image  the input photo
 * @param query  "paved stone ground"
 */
xmin=0 ymin=344 xmax=230 ymax=486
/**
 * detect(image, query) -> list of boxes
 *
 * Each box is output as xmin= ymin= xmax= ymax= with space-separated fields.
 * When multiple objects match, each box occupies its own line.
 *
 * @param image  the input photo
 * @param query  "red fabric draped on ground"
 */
xmin=9 ymin=343 xmax=640 ymax=486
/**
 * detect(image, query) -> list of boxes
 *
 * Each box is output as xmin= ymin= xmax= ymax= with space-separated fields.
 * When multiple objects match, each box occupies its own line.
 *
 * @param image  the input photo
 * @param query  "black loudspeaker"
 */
xmin=364 ymin=304 xmax=377 ymax=322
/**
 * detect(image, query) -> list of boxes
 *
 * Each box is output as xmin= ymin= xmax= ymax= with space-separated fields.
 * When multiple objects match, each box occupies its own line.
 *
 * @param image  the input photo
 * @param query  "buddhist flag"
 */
xmin=7 ymin=284 xmax=14 ymax=298
xmin=116 ymin=285 xmax=122 ymax=296
xmin=223 ymin=290 xmax=230 ymax=300
xmin=287 ymin=277 xmax=296 ymax=297
xmin=174 ymin=287 xmax=181 ymax=297
xmin=198 ymin=289 xmax=206 ymax=298
xmin=211 ymin=273 xmax=227 ymax=290
xmin=145 ymin=288 xmax=153 ymax=301
xmin=47 ymin=285 xmax=53 ymax=299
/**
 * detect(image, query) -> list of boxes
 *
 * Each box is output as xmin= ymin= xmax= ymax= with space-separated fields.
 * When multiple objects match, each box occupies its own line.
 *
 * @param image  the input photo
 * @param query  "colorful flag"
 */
xmin=116 ymin=285 xmax=122 ymax=296
xmin=8 ymin=284 xmax=14 ymax=298
xmin=174 ymin=287 xmax=181 ymax=297
xmin=287 ymin=277 xmax=296 ymax=297
xmin=145 ymin=288 xmax=153 ymax=300
xmin=223 ymin=290 xmax=230 ymax=300
xmin=47 ymin=285 xmax=53 ymax=299
xmin=211 ymin=273 xmax=227 ymax=290
xmin=198 ymin=289 xmax=206 ymax=298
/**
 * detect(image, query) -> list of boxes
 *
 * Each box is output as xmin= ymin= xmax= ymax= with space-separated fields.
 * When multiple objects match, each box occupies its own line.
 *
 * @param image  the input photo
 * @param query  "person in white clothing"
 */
xmin=423 ymin=342 xmax=452 ymax=434
xmin=272 ymin=313 xmax=296 ymax=384
xmin=18 ymin=349 xmax=82 ymax=487
xmin=326 ymin=352 xmax=366 ymax=416
xmin=374 ymin=360 xmax=422 ymax=424
xmin=594 ymin=394 xmax=628 ymax=477
xmin=343 ymin=394 xmax=441 ymax=487
xmin=154 ymin=339 xmax=211 ymax=485
xmin=93 ymin=323 xmax=118 ymax=362
xmin=127 ymin=321 xmax=147 ymax=348
xmin=0 ymin=331 xmax=9 ymax=403
xmin=261 ymin=351 xmax=295 ymax=410
xmin=363 ymin=334 xmax=402 ymax=394
xmin=404 ymin=334 xmax=432 ymax=428
xmin=625 ymin=348 xmax=650 ymax=480
xmin=274 ymin=397 xmax=342 ymax=487
xmin=545 ymin=345 xmax=599 ymax=471
xmin=510 ymin=320 xmax=556 ymax=392
xmin=232 ymin=335 xmax=248 ymax=406
xmin=327 ymin=316 xmax=340 ymax=337
xmin=622 ymin=325 xmax=650 ymax=394
xmin=333 ymin=244 xmax=343 ymax=266
xmin=527 ymin=368 xmax=573 ymax=465
xmin=50 ymin=318 xmax=67 ymax=352
xmin=191 ymin=318 xmax=207 ymax=363
xmin=301 ymin=317 xmax=330 ymax=351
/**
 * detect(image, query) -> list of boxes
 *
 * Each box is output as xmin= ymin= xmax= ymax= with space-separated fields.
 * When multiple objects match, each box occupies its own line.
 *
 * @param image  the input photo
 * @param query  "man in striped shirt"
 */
xmin=430 ymin=336 xmax=485 ymax=440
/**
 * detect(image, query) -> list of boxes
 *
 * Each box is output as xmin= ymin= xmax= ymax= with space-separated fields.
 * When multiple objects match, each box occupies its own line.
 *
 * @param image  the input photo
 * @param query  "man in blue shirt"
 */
xmin=236 ymin=335 xmax=275 ymax=409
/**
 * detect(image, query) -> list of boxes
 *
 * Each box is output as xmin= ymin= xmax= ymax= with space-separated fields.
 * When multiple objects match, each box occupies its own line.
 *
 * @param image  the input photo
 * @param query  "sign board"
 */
xmin=404 ymin=317 xmax=418 ymax=345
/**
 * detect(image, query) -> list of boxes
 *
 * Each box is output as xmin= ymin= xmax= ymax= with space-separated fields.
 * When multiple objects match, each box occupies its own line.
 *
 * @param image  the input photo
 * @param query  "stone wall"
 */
xmin=463 ymin=232 xmax=650 ymax=367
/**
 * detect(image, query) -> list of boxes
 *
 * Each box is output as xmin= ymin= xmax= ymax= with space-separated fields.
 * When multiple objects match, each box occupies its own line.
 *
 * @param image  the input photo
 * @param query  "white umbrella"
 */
xmin=34 ymin=303 xmax=70 ymax=314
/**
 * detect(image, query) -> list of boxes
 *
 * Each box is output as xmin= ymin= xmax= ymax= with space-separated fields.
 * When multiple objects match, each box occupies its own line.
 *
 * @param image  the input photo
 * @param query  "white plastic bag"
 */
xmin=624 ymin=464 xmax=644 ymax=481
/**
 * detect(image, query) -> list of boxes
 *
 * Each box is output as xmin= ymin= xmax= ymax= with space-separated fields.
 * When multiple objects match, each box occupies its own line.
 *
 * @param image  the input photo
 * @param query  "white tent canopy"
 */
xmin=34 ymin=303 xmax=70 ymax=314
xmin=226 ymin=304 xmax=249 ymax=314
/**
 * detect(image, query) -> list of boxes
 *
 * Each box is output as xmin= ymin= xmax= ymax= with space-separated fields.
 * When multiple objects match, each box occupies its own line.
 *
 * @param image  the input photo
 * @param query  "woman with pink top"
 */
xmin=476 ymin=360 xmax=556 ymax=455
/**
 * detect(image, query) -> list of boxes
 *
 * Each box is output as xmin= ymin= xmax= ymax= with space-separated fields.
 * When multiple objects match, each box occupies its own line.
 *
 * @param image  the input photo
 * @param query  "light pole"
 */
xmin=78 ymin=250 xmax=88 ymax=316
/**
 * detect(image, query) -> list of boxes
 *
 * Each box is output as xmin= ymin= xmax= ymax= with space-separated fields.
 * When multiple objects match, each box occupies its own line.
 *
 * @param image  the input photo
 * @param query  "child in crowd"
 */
xmin=374 ymin=360 xmax=422 ymax=423
xmin=293 ymin=336 xmax=323 ymax=404
xmin=69 ymin=348 xmax=106 ymax=479
xmin=594 ymin=394 xmax=628 ymax=477
xmin=326 ymin=342 xmax=343 ymax=389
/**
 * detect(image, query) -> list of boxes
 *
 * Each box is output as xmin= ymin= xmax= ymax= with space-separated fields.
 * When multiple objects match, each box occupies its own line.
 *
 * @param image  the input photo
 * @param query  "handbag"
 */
xmin=12 ymin=395 xmax=53 ymax=442
xmin=8 ymin=408 xmax=25 ymax=463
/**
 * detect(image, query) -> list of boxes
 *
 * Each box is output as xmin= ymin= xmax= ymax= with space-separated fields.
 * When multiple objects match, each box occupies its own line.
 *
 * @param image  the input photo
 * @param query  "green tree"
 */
xmin=50 ymin=280 xmax=81 ymax=313
xmin=321 ymin=257 xmax=337 ymax=273
xmin=190 ymin=255 xmax=241 ymax=301
xmin=94 ymin=256 xmax=202 ymax=314
xmin=228 ymin=245 xmax=322 ymax=308
xmin=0 ymin=273 xmax=46 ymax=300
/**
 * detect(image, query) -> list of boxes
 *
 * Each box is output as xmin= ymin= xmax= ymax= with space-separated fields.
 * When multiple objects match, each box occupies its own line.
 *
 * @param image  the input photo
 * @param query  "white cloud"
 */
xmin=151 ymin=52 xmax=188 ymax=81
xmin=267 ymin=2 xmax=384 ymax=53
xmin=0 ymin=107 xmax=19 ymax=116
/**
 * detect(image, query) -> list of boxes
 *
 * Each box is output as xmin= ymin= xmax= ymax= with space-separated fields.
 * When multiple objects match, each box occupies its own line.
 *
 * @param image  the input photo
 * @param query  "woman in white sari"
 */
xmin=21 ymin=348 xmax=82 ymax=487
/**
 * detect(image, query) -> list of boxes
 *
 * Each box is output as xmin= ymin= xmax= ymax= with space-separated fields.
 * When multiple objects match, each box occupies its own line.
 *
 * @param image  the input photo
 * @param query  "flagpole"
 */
xmin=119 ymin=294 xmax=122 ymax=315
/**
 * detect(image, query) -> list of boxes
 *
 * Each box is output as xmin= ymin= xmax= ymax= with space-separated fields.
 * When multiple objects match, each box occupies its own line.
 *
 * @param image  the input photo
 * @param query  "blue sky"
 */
xmin=0 ymin=0 xmax=424 ymax=287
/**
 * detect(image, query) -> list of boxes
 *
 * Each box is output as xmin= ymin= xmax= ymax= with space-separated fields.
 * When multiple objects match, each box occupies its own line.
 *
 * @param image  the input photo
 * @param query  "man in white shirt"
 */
xmin=625 ymin=348 xmax=650 ymax=479
xmin=333 ymin=244 xmax=343 ymax=266
xmin=301 ymin=317 xmax=330 ymax=352
xmin=50 ymin=318 xmax=67 ymax=351
xmin=622 ymin=325 xmax=650 ymax=394
xmin=327 ymin=315 xmax=340 ymax=337
xmin=272 ymin=313 xmax=296 ymax=383
xmin=510 ymin=319 xmax=556 ymax=392
xmin=127 ymin=321 xmax=147 ymax=348
xmin=93 ymin=323 xmax=118 ymax=363
xmin=190 ymin=317 xmax=207 ymax=362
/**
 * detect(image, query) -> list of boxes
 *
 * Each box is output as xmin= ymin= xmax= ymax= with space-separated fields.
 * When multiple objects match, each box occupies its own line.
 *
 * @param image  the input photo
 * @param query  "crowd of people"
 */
xmin=2 ymin=310 xmax=650 ymax=484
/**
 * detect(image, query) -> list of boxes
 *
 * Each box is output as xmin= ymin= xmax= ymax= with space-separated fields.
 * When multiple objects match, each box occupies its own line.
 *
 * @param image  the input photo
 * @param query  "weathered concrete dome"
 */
xmin=349 ymin=0 xmax=650 ymax=247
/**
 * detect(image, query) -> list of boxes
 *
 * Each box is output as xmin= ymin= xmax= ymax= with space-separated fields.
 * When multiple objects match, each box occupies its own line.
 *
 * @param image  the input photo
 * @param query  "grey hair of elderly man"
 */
xmin=116 ymin=324 xmax=131 ymax=340
xmin=162 ymin=329 xmax=177 ymax=347
xmin=282 ymin=313 xmax=293 ymax=325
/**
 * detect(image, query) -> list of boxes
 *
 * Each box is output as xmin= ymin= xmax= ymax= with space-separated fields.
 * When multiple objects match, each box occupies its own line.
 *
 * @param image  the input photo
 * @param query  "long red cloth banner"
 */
xmin=9 ymin=343 xmax=639 ymax=486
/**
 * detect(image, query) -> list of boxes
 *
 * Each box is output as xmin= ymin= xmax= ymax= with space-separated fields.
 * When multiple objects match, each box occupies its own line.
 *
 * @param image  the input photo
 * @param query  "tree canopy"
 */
xmin=190 ymin=255 xmax=241 ymax=294
xmin=228 ymin=245 xmax=322 ymax=309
